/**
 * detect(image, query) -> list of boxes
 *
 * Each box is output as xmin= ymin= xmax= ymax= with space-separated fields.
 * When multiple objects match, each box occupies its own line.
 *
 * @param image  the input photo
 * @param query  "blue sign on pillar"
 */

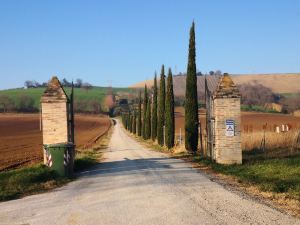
xmin=225 ymin=119 xmax=235 ymax=137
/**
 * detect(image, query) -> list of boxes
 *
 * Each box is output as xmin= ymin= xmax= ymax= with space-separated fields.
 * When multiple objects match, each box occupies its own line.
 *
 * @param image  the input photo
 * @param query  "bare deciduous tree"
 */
xmin=18 ymin=95 xmax=36 ymax=112
xmin=75 ymin=79 xmax=83 ymax=88
xmin=237 ymin=83 xmax=276 ymax=106
xmin=0 ymin=95 xmax=15 ymax=112
xmin=90 ymin=100 xmax=102 ymax=113
xmin=81 ymin=83 xmax=93 ymax=92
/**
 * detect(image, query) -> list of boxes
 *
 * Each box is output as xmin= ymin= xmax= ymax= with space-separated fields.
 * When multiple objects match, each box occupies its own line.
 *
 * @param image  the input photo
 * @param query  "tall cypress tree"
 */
xmin=185 ymin=22 xmax=199 ymax=153
xmin=145 ymin=96 xmax=151 ymax=139
xmin=128 ymin=112 xmax=132 ymax=132
xmin=131 ymin=114 xmax=134 ymax=133
xmin=157 ymin=65 xmax=166 ymax=146
xmin=132 ymin=110 xmax=136 ymax=134
xmin=125 ymin=113 xmax=129 ymax=130
xmin=151 ymin=73 xmax=158 ymax=141
xmin=137 ymin=90 xmax=142 ymax=136
xmin=142 ymin=85 xmax=148 ymax=139
xmin=165 ymin=68 xmax=175 ymax=149
xmin=121 ymin=113 xmax=125 ymax=127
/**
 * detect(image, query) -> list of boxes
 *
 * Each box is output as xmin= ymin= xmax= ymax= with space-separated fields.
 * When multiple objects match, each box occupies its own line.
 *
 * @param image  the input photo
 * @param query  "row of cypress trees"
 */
xmin=122 ymin=66 xmax=175 ymax=149
xmin=123 ymin=22 xmax=200 ymax=154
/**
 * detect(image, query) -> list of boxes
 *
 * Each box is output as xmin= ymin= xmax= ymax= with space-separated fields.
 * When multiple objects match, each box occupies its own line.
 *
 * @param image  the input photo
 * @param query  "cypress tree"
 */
xmin=128 ymin=112 xmax=132 ymax=132
xmin=157 ymin=65 xmax=165 ymax=146
xmin=132 ymin=110 xmax=136 ymax=134
xmin=127 ymin=113 xmax=130 ymax=131
xmin=145 ymin=96 xmax=151 ymax=139
xmin=142 ymin=85 xmax=148 ymax=139
xmin=125 ymin=113 xmax=129 ymax=130
xmin=151 ymin=73 xmax=158 ymax=141
xmin=185 ymin=22 xmax=199 ymax=153
xmin=165 ymin=68 xmax=175 ymax=149
xmin=121 ymin=113 xmax=125 ymax=127
xmin=137 ymin=91 xmax=142 ymax=136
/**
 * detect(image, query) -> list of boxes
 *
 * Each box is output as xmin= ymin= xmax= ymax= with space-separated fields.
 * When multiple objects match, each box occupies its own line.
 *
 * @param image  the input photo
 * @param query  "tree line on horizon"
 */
xmin=175 ymin=70 xmax=222 ymax=77
xmin=24 ymin=78 xmax=92 ymax=89
xmin=0 ymin=93 xmax=103 ymax=114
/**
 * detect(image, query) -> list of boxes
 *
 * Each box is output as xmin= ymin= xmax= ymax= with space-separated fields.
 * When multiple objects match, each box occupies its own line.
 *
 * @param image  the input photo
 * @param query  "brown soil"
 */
xmin=0 ymin=114 xmax=111 ymax=170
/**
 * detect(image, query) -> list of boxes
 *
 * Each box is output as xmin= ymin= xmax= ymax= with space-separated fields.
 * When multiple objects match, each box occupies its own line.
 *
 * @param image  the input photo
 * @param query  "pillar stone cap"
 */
xmin=213 ymin=73 xmax=240 ymax=99
xmin=41 ymin=76 xmax=69 ymax=103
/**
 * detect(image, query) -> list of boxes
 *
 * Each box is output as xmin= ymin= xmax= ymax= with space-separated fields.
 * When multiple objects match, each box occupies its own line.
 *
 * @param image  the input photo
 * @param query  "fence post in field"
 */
xmin=212 ymin=73 xmax=242 ymax=164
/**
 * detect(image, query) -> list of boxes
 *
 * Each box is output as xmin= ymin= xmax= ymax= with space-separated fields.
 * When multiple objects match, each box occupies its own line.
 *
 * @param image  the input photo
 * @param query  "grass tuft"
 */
xmin=74 ymin=150 xmax=99 ymax=172
xmin=195 ymin=155 xmax=300 ymax=200
xmin=0 ymin=164 xmax=68 ymax=201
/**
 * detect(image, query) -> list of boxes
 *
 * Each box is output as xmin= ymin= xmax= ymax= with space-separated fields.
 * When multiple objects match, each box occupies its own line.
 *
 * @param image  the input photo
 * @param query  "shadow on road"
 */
xmin=76 ymin=155 xmax=208 ymax=191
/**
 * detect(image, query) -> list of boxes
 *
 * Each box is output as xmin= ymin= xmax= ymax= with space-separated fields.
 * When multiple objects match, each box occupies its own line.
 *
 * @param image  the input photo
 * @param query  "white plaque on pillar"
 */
xmin=225 ymin=120 xmax=234 ymax=137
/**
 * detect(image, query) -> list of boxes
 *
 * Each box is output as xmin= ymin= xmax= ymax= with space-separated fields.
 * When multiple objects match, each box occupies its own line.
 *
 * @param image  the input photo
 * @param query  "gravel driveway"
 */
xmin=0 ymin=120 xmax=299 ymax=225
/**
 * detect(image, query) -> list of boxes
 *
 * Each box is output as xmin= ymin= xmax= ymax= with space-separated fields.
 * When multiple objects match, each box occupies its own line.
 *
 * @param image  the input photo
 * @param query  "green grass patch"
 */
xmin=195 ymin=155 xmax=300 ymax=200
xmin=0 ymin=164 xmax=68 ymax=201
xmin=74 ymin=150 xmax=100 ymax=172
xmin=0 ymin=148 xmax=104 ymax=202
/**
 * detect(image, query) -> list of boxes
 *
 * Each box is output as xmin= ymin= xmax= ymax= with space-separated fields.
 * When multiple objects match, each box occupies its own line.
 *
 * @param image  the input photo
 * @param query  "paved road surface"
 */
xmin=0 ymin=120 xmax=299 ymax=225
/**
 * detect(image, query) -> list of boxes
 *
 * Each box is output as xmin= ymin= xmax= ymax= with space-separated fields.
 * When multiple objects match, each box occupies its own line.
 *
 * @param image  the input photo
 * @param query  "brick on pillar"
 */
xmin=212 ymin=73 xmax=242 ymax=164
xmin=41 ymin=76 xmax=70 ymax=164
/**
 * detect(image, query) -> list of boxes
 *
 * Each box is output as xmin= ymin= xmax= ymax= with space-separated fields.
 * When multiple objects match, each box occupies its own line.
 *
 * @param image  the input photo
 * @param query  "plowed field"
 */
xmin=0 ymin=114 xmax=111 ymax=170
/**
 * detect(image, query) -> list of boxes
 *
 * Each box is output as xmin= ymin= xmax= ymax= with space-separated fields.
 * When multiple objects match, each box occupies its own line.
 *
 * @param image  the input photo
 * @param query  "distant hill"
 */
xmin=130 ymin=73 xmax=300 ymax=95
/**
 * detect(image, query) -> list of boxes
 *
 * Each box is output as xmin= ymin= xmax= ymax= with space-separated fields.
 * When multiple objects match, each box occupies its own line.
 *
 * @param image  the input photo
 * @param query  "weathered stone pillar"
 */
xmin=213 ymin=73 xmax=242 ymax=164
xmin=41 ymin=76 xmax=70 ymax=164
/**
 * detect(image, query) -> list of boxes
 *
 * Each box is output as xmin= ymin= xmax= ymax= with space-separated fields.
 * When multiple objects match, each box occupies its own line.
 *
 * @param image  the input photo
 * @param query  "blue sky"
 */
xmin=0 ymin=0 xmax=299 ymax=89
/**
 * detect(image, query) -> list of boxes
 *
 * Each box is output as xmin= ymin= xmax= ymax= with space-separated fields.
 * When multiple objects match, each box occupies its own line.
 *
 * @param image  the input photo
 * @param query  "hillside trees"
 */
xmin=82 ymin=83 xmax=93 ymax=92
xmin=75 ymin=79 xmax=83 ymax=88
xmin=0 ymin=95 xmax=15 ymax=112
xmin=157 ymin=65 xmax=166 ymax=146
xmin=238 ymin=83 xmax=276 ymax=106
xmin=19 ymin=95 xmax=36 ymax=112
xmin=185 ymin=22 xmax=199 ymax=153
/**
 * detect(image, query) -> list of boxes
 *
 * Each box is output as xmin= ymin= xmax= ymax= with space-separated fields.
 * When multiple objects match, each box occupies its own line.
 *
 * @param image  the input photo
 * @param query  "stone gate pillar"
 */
xmin=213 ymin=73 xmax=242 ymax=164
xmin=41 ymin=76 xmax=70 ymax=164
